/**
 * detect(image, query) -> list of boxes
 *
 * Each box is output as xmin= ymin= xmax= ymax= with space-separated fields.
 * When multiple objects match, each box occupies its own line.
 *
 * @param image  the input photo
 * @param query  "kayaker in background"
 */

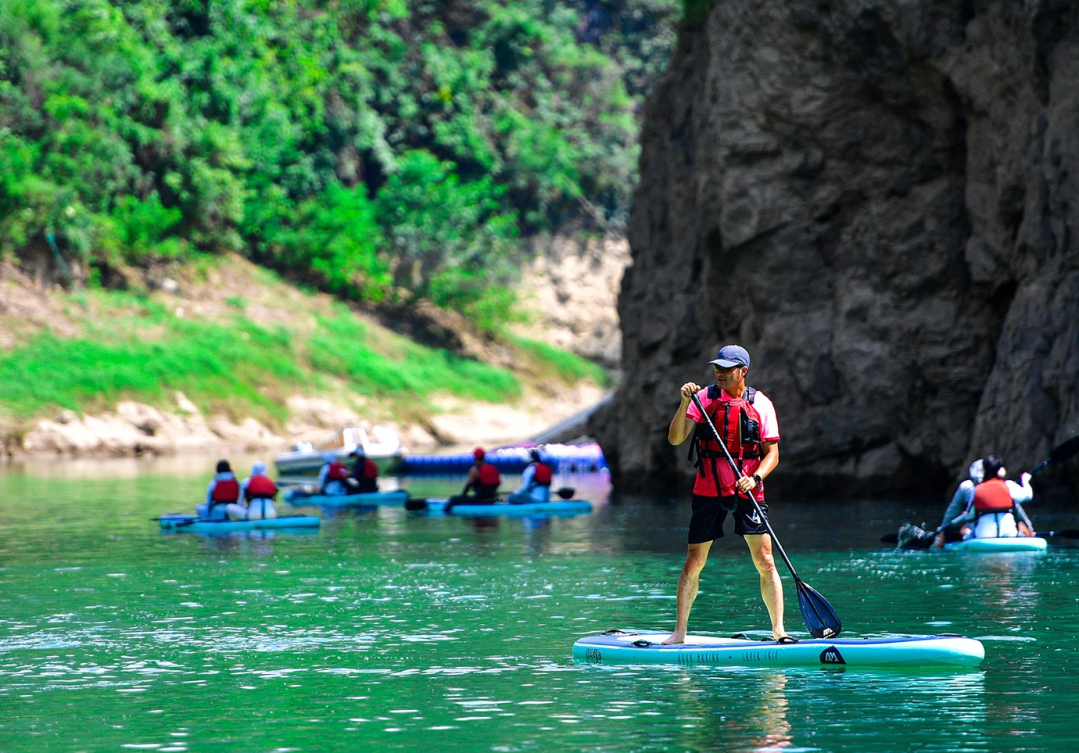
xmin=348 ymin=449 xmax=380 ymax=493
xmin=317 ymin=452 xmax=352 ymax=496
xmin=445 ymin=448 xmax=502 ymax=512
xmin=231 ymin=460 xmax=279 ymax=520
xmin=508 ymin=449 xmax=553 ymax=504
xmin=197 ymin=459 xmax=240 ymax=521
xmin=945 ymin=454 xmax=1034 ymax=540
xmin=932 ymin=459 xmax=985 ymax=548
xmin=663 ymin=345 xmax=788 ymax=645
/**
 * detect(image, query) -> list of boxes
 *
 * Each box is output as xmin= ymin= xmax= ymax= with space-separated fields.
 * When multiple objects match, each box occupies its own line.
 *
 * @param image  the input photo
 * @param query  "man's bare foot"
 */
xmin=661 ymin=632 xmax=685 ymax=645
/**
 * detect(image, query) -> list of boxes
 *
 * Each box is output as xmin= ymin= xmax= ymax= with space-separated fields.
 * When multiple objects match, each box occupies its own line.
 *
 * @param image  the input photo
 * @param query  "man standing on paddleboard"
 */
xmin=663 ymin=345 xmax=789 ymax=644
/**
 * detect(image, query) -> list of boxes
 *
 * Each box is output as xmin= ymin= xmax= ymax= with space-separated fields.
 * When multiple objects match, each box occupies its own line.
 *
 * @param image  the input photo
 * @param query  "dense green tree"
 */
xmin=0 ymin=0 xmax=680 ymax=330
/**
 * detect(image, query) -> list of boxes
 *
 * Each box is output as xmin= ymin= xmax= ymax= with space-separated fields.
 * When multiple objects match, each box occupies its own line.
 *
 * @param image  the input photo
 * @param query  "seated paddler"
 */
xmin=947 ymin=454 xmax=1034 ymax=540
xmin=317 ymin=452 xmax=352 ymax=496
xmin=197 ymin=459 xmax=240 ymax=521
xmin=507 ymin=449 xmax=553 ymax=505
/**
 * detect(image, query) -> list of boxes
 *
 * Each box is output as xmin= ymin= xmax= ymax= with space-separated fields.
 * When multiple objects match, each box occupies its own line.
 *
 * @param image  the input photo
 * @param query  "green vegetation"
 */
xmin=0 ymin=0 xmax=680 ymax=331
xmin=0 ymin=286 xmax=602 ymax=427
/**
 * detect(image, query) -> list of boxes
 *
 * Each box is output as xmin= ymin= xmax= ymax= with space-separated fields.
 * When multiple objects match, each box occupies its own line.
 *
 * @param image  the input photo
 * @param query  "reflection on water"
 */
xmin=0 ymin=463 xmax=1077 ymax=751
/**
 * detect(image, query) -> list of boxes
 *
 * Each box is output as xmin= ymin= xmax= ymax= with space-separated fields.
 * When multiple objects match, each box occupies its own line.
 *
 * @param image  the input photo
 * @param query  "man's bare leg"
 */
xmin=662 ymin=541 xmax=712 ymax=645
xmin=745 ymin=533 xmax=787 ymax=640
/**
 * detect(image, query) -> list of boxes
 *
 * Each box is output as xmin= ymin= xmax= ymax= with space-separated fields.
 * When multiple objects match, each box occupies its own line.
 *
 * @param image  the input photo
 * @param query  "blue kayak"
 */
xmin=158 ymin=514 xmax=320 ymax=533
xmin=415 ymin=498 xmax=593 ymax=517
xmin=944 ymin=536 xmax=1048 ymax=552
xmin=284 ymin=489 xmax=410 ymax=507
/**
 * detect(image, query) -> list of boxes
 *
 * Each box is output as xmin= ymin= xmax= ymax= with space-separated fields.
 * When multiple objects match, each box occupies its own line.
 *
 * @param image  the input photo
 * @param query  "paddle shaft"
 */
xmin=689 ymin=393 xmax=801 ymax=581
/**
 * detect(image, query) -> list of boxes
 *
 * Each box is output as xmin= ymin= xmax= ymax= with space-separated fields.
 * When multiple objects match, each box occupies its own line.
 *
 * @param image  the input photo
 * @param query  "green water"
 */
xmin=1 ymin=456 xmax=1078 ymax=752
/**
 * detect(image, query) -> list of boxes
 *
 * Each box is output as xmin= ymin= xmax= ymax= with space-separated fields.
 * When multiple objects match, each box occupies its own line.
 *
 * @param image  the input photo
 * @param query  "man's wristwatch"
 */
xmin=752 ymin=473 xmax=762 ymax=486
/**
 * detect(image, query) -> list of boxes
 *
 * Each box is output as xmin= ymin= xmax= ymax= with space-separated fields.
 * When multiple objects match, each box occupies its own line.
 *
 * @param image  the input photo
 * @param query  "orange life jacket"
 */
xmin=972 ymin=478 xmax=1013 ymax=513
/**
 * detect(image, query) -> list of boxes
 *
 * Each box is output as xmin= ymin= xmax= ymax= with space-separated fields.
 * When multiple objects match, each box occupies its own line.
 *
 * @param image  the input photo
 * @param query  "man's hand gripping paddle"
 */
xmin=691 ymin=392 xmax=842 ymax=639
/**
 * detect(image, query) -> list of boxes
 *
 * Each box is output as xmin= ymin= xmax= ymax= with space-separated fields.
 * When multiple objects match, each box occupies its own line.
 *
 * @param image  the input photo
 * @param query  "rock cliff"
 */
xmin=593 ymin=0 xmax=1079 ymax=499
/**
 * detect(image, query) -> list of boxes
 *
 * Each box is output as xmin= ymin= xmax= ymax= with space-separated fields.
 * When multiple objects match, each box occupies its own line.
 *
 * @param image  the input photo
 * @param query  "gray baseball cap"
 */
xmin=709 ymin=345 xmax=750 ymax=368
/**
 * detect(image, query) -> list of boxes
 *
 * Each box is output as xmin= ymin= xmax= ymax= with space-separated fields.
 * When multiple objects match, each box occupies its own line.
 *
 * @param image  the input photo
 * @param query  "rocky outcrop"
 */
xmin=513 ymin=233 xmax=629 ymax=370
xmin=593 ymin=0 xmax=1079 ymax=499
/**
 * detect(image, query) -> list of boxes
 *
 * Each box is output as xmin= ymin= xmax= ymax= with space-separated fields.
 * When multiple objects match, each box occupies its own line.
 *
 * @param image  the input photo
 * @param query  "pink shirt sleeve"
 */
xmin=755 ymin=392 xmax=780 ymax=442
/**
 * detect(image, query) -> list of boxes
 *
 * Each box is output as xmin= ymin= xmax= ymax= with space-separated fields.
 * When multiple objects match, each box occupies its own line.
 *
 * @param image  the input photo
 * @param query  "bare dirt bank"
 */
xmin=1 ymin=235 xmax=625 ymax=459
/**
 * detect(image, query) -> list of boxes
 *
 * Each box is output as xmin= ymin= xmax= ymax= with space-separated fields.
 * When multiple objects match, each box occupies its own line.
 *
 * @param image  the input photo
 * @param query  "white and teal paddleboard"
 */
xmin=284 ymin=489 xmax=410 ymax=508
xmin=944 ymin=536 xmax=1047 ymax=553
xmin=158 ymin=514 xmax=321 ymax=533
xmin=418 ymin=498 xmax=593 ymax=517
xmin=573 ymin=631 xmax=985 ymax=668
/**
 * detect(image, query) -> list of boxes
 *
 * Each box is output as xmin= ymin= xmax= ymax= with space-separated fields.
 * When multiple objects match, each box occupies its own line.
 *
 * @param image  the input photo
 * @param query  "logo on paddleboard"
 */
xmin=819 ymin=646 xmax=846 ymax=665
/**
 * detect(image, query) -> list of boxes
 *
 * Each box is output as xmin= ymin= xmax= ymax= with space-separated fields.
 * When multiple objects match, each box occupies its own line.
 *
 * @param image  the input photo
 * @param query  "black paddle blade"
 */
xmin=555 ymin=487 xmax=575 ymax=500
xmin=404 ymin=497 xmax=429 ymax=511
xmin=796 ymin=580 xmax=842 ymax=639
xmin=1049 ymin=436 xmax=1079 ymax=465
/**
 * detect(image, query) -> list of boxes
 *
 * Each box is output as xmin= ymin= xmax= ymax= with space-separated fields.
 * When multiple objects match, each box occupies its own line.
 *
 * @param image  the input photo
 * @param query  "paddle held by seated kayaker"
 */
xmin=942 ymin=454 xmax=1033 ymax=542
xmin=445 ymin=448 xmax=502 ymax=513
xmin=663 ymin=344 xmax=787 ymax=645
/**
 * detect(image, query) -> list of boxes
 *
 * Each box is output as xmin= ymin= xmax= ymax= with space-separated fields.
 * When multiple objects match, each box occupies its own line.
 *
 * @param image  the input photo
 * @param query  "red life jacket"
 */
xmin=531 ymin=462 xmax=553 ymax=486
xmin=211 ymin=477 xmax=240 ymax=504
xmin=326 ymin=460 xmax=351 ymax=482
xmin=352 ymin=459 xmax=378 ymax=480
xmin=972 ymin=478 xmax=1013 ymax=513
xmin=478 ymin=462 xmax=501 ymax=487
xmin=691 ymin=385 xmax=764 ymax=500
xmin=246 ymin=475 xmax=278 ymax=499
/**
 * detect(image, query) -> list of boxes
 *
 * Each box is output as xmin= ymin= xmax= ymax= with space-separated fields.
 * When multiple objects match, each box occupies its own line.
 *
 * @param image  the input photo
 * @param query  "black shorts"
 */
xmin=687 ymin=494 xmax=769 ymax=544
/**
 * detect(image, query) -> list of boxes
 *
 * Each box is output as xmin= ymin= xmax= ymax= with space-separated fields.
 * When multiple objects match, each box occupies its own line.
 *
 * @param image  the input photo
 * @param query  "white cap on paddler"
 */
xmin=709 ymin=345 xmax=750 ymax=368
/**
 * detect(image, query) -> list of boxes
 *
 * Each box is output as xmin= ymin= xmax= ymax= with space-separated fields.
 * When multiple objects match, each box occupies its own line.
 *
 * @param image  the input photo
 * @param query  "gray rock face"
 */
xmin=593 ymin=0 xmax=1079 ymax=499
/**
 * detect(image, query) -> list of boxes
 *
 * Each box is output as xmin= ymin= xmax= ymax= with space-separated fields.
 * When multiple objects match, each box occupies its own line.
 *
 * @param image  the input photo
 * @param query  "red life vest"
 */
xmin=478 ymin=462 xmax=501 ymax=487
xmin=326 ymin=460 xmax=351 ymax=481
xmin=692 ymin=385 xmax=764 ymax=500
xmin=211 ymin=477 xmax=240 ymax=503
xmin=246 ymin=475 xmax=278 ymax=500
xmin=531 ymin=462 xmax=553 ymax=486
xmin=972 ymin=478 xmax=1013 ymax=513
xmin=352 ymin=459 xmax=378 ymax=480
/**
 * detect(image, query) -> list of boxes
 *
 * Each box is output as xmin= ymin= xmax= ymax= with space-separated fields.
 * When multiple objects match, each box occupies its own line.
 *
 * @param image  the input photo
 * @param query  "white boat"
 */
xmin=274 ymin=426 xmax=405 ymax=481
xmin=572 ymin=631 xmax=985 ymax=668
xmin=944 ymin=536 xmax=1048 ymax=553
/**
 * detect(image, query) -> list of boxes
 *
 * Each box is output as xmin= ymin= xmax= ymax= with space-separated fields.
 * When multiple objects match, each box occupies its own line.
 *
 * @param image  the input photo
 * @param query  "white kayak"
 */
xmin=414 ymin=498 xmax=593 ymax=517
xmin=944 ymin=536 xmax=1048 ymax=552
xmin=573 ymin=631 xmax=985 ymax=668
xmin=284 ymin=489 xmax=410 ymax=507
xmin=158 ymin=514 xmax=320 ymax=533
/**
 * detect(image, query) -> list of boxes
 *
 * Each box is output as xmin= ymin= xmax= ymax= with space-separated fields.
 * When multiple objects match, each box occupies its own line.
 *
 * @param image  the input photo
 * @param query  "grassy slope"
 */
xmin=0 ymin=255 xmax=607 ymax=434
